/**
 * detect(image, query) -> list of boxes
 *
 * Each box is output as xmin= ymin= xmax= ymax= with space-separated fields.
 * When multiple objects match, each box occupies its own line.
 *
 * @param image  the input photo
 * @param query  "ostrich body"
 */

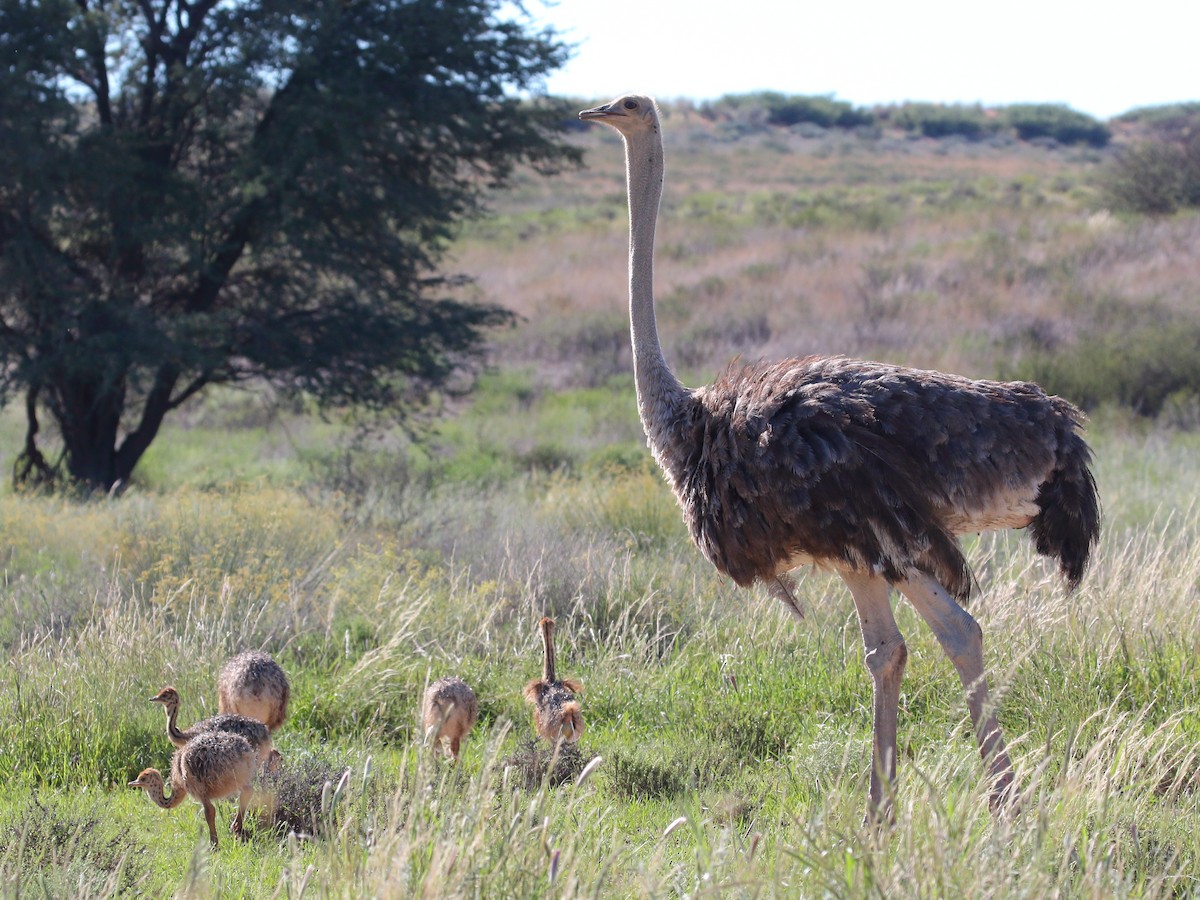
xmin=422 ymin=676 xmax=480 ymax=762
xmin=128 ymin=729 xmax=258 ymax=848
xmin=523 ymin=617 xmax=585 ymax=744
xmin=579 ymin=95 xmax=1100 ymax=817
xmin=217 ymin=651 xmax=290 ymax=732
xmin=150 ymin=686 xmax=276 ymax=773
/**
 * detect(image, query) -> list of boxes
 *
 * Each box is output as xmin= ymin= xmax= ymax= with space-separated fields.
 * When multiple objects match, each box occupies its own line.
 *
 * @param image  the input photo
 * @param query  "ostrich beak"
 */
xmin=127 ymin=779 xmax=140 ymax=787
xmin=579 ymin=103 xmax=619 ymax=121
xmin=148 ymin=695 xmax=163 ymax=703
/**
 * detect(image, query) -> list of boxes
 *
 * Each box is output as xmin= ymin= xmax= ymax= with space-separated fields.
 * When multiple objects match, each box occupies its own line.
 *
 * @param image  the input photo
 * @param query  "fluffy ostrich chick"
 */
xmin=523 ymin=617 xmax=584 ymax=744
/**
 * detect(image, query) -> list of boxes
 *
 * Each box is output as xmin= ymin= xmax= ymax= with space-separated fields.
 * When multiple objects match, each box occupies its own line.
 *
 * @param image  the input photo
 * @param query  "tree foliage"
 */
xmin=0 ymin=0 xmax=579 ymax=492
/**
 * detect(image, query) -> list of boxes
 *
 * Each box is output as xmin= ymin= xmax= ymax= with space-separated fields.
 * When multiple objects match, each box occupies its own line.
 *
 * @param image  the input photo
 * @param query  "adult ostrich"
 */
xmin=578 ymin=94 xmax=1100 ymax=819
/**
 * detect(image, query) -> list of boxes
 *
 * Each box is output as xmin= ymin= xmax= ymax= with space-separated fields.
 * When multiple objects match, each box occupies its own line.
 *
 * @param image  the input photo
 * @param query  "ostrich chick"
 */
xmin=129 ymin=730 xmax=258 ymax=849
xmin=217 ymin=650 xmax=291 ymax=732
xmin=150 ymin=686 xmax=274 ymax=772
xmin=421 ymin=676 xmax=480 ymax=762
xmin=523 ymin=617 xmax=584 ymax=744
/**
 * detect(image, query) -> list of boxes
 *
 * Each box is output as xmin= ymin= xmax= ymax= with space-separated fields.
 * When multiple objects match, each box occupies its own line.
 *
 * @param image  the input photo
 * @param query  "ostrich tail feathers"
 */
xmin=1031 ymin=428 xmax=1101 ymax=591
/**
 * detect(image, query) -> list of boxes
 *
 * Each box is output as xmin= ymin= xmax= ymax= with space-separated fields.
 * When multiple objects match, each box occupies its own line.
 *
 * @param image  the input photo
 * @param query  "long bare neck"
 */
xmin=622 ymin=126 xmax=688 ymax=444
xmin=162 ymin=700 xmax=194 ymax=746
xmin=141 ymin=773 xmax=187 ymax=810
xmin=540 ymin=618 xmax=557 ymax=683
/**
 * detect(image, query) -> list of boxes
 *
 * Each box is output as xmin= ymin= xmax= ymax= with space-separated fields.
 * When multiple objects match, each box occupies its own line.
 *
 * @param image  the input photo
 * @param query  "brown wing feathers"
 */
xmin=671 ymin=356 xmax=1096 ymax=600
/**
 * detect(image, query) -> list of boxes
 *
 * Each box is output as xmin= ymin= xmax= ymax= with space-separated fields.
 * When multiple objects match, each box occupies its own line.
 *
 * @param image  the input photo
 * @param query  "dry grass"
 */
xmin=455 ymin=120 xmax=1200 ymax=391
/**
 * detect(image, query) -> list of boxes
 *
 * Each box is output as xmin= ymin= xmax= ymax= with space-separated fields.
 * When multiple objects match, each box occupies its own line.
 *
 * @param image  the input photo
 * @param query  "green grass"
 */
xmin=1 ymin=420 xmax=1198 ymax=895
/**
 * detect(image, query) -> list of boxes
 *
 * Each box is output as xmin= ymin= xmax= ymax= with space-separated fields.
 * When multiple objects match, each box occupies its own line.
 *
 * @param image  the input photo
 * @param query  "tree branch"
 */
xmin=1 ymin=207 xmax=104 ymax=297
xmin=13 ymin=385 xmax=56 ymax=489
xmin=137 ymin=0 xmax=165 ymax=126
xmin=174 ymin=0 xmax=220 ymax=50
xmin=113 ymin=361 xmax=181 ymax=483
xmin=75 ymin=0 xmax=113 ymax=126
xmin=168 ymin=369 xmax=213 ymax=409
xmin=182 ymin=64 xmax=319 ymax=314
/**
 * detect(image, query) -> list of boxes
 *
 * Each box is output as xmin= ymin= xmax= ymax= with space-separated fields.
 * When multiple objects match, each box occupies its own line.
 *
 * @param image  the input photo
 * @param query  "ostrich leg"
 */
xmin=898 ymin=572 xmax=1017 ymax=809
xmin=203 ymin=800 xmax=220 ymax=848
xmin=843 ymin=571 xmax=908 ymax=822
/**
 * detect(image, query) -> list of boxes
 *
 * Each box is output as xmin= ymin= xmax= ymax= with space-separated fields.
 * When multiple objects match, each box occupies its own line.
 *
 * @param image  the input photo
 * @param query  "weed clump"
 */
xmin=606 ymin=751 xmax=687 ymax=799
xmin=260 ymin=752 xmax=354 ymax=837
xmin=502 ymin=739 xmax=593 ymax=790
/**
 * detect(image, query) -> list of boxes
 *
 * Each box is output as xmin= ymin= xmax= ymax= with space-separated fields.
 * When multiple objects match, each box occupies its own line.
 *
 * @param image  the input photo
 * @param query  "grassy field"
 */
xmin=1 ymin=109 xmax=1199 ymax=897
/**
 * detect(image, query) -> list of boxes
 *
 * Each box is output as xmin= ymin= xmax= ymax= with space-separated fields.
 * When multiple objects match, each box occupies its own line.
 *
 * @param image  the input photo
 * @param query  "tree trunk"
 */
xmin=25 ymin=362 xmax=180 ymax=494
xmin=112 ymin=364 xmax=181 ymax=489
xmin=55 ymin=372 xmax=126 ymax=492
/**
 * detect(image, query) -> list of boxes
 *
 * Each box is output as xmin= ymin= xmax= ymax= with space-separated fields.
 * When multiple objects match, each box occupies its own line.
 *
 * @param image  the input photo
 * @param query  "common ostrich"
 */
xmin=422 ymin=676 xmax=480 ymax=762
xmin=579 ymin=95 xmax=1100 ymax=817
xmin=217 ymin=650 xmax=291 ymax=732
xmin=523 ymin=617 xmax=585 ymax=744
xmin=150 ymin=686 xmax=275 ymax=773
xmin=128 ymin=729 xmax=258 ymax=849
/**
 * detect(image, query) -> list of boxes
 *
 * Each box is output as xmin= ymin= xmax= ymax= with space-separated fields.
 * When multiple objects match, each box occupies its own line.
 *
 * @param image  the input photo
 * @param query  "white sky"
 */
xmin=518 ymin=0 xmax=1199 ymax=120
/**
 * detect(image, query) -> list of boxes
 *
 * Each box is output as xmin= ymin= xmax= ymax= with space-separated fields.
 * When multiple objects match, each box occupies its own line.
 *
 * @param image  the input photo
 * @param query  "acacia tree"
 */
xmin=0 ymin=0 xmax=578 ymax=492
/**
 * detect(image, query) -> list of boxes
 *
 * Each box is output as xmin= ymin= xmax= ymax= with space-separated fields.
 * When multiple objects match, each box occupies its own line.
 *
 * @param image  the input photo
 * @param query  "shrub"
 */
xmin=1103 ymin=133 xmax=1200 ymax=214
xmin=0 ymin=797 xmax=152 ymax=895
xmin=1003 ymin=104 xmax=1111 ymax=147
xmin=762 ymin=93 xmax=874 ymax=129
xmin=1111 ymin=102 xmax=1200 ymax=138
xmin=698 ymin=92 xmax=873 ymax=130
xmin=894 ymin=102 xmax=994 ymax=139
xmin=697 ymin=94 xmax=765 ymax=128
xmin=1002 ymin=317 xmax=1200 ymax=417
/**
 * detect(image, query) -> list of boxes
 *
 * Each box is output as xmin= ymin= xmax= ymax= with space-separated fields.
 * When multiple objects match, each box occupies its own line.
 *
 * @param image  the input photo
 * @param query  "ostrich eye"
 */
xmin=623 ymin=100 xmax=638 ymax=110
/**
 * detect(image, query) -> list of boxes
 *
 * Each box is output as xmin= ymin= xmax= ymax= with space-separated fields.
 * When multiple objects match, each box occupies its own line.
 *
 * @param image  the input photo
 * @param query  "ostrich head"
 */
xmin=149 ymin=686 xmax=181 ymax=710
xmin=559 ymin=701 xmax=584 ymax=743
xmin=128 ymin=768 xmax=164 ymax=791
xmin=579 ymin=95 xmax=660 ymax=136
